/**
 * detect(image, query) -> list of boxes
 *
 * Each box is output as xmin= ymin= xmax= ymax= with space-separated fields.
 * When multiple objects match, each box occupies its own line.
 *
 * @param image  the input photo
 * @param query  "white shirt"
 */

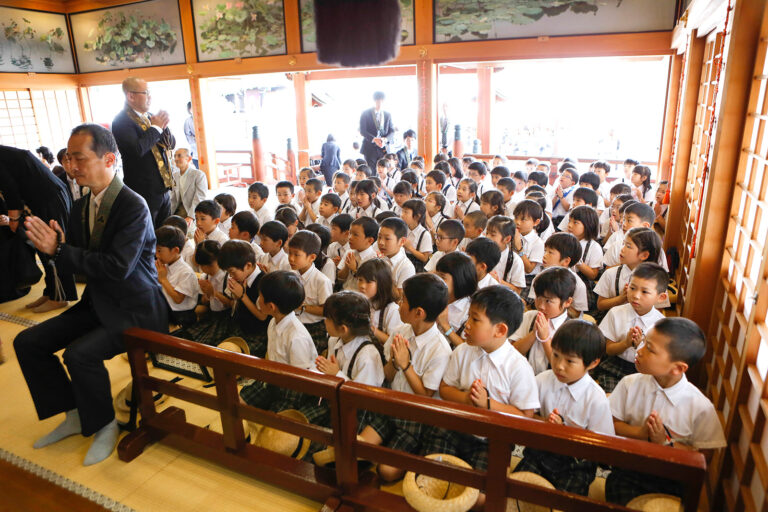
xmin=385 ymin=323 xmax=452 ymax=394
xmin=551 ymin=186 xmax=576 ymax=217
xmin=424 ymin=250 xmax=448 ymax=273
xmin=387 ymin=248 xmax=415 ymax=288
xmin=205 ymin=267 xmax=228 ymax=312
xmin=511 ymin=310 xmax=568 ymax=375
xmin=599 ymin=207 xmax=612 ymax=239
xmin=296 ymin=265 xmax=332 ymax=324
xmin=250 ymin=241 xmax=265 ymax=260
xmin=442 ymin=183 xmax=457 ymax=204
xmin=372 ymin=302 xmax=402 ymax=335
xmin=67 ymin=175 xmax=81 ymax=201
xmin=594 ymin=264 xmax=634 ymax=299
xmin=317 ymin=213 xmax=336 ymax=229
xmin=338 ymin=192 xmax=352 ymax=214
xmin=218 ymin=216 xmax=232 ymax=235
xmin=454 ymin=198 xmax=480 ymax=219
xmin=493 ymin=248 xmax=526 ymax=289
xmin=266 ymin=312 xmax=317 ymax=370
xmin=442 ymin=341 xmax=540 ymax=412
xmin=610 ymin=373 xmax=726 ymax=449
xmin=604 ymin=232 xmax=669 ymax=272
xmin=536 ymin=371 xmax=614 ymax=435
xmin=328 ymin=240 xmax=350 ymax=262
xmin=579 ymin=239 xmax=604 ymax=268
xmin=504 ymin=197 xmax=518 ymax=218
xmin=258 ymin=248 xmax=291 ymax=273
xmin=181 ymin=239 xmax=196 ymax=268
xmin=326 ymin=335 xmax=384 ymax=387
xmin=430 ymin=211 xmax=448 ymax=233
xmin=557 ymin=212 xmax=570 ymax=232
xmin=477 ymin=272 xmax=498 ymax=290
xmin=88 ymin=186 xmax=108 ymax=235
xmin=529 ymin=267 xmax=588 ymax=312
xmin=320 ymin=258 xmax=336 ymax=283
xmin=446 ymin=296 xmax=471 ymax=335
xmin=252 ymin=205 xmax=272 ymax=227
xmin=599 ymin=303 xmax=664 ymax=362
xmin=161 ymin=257 xmax=200 ymax=311
xmin=407 ymin=224 xmax=432 ymax=255
xmin=520 ymin=230 xmax=544 ymax=274
xmin=597 ymin=181 xmax=612 ymax=207
xmin=339 ymin=244 xmax=377 ymax=290
xmin=356 ymin=203 xmax=383 ymax=219
xmin=206 ymin=227 xmax=229 ymax=245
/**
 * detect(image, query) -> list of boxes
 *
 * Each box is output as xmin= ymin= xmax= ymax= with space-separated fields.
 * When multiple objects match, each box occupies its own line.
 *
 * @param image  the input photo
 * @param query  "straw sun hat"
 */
xmin=249 ymin=409 xmax=311 ymax=460
xmin=402 ymin=453 xmax=480 ymax=512
xmin=506 ymin=471 xmax=560 ymax=512
xmin=625 ymin=493 xmax=683 ymax=511
xmin=113 ymin=380 xmax=169 ymax=426
xmin=216 ymin=337 xmax=250 ymax=355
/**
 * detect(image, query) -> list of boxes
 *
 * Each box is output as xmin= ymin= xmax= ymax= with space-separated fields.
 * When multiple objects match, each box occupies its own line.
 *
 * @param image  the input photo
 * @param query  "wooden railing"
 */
xmin=119 ymin=328 xmax=707 ymax=512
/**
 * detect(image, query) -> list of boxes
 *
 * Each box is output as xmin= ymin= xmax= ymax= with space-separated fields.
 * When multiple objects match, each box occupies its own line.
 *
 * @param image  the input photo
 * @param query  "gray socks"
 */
xmin=83 ymin=419 xmax=119 ymax=466
xmin=33 ymin=409 xmax=81 ymax=449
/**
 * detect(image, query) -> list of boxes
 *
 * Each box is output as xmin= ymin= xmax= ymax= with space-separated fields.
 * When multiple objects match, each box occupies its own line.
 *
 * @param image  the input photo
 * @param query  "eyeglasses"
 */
xmin=435 ymin=235 xmax=456 ymax=242
xmin=129 ymin=90 xmax=150 ymax=96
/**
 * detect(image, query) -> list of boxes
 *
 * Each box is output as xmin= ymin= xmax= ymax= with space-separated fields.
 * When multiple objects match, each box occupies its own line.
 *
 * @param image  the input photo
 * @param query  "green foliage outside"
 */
xmin=197 ymin=0 xmax=285 ymax=59
xmin=83 ymin=11 xmax=178 ymax=66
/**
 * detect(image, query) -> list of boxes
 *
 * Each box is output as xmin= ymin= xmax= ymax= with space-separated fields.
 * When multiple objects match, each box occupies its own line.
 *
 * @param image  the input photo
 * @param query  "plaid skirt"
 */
xmin=360 ymin=412 xmax=427 ymax=454
xmin=303 ymin=320 xmax=329 ymax=355
xmin=605 ymin=467 xmax=684 ymax=506
xmin=171 ymin=311 xmax=268 ymax=358
xmin=419 ymin=425 xmax=489 ymax=471
xmin=514 ymin=448 xmax=597 ymax=496
xmin=590 ymin=356 xmax=636 ymax=394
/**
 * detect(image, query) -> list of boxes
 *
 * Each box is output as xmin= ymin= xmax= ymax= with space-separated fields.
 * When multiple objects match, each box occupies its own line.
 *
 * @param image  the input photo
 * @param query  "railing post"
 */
xmin=453 ymin=124 xmax=463 ymax=159
xmin=472 ymin=139 xmax=481 ymax=154
xmin=214 ymin=368 xmax=246 ymax=452
xmin=286 ymin=138 xmax=297 ymax=184
xmin=251 ymin=126 xmax=266 ymax=183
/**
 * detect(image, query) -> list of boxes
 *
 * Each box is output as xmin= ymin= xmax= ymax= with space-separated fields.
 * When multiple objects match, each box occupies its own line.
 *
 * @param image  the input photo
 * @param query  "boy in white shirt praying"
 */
xmin=377 ymin=218 xmax=415 ymax=293
xmin=299 ymin=178 xmax=324 ymax=224
xmin=155 ymin=226 xmax=200 ymax=327
xmin=327 ymin=214 xmax=352 ymax=268
xmin=528 ymin=233 xmax=588 ymax=316
xmin=257 ymin=221 xmax=291 ymax=273
xmin=338 ymin=216 xmax=378 ymax=290
xmin=248 ymin=182 xmax=272 ymax=228
xmin=193 ymin=200 xmax=228 ymax=246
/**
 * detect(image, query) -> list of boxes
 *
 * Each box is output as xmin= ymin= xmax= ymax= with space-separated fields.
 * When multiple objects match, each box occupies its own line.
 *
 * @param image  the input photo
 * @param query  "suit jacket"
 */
xmin=359 ymin=108 xmax=393 ymax=160
xmin=112 ymin=108 xmax=176 ymax=199
xmin=320 ymin=141 xmax=341 ymax=173
xmin=396 ymin=147 xmax=416 ymax=172
xmin=58 ymin=183 xmax=168 ymax=337
xmin=170 ymin=167 xmax=208 ymax=217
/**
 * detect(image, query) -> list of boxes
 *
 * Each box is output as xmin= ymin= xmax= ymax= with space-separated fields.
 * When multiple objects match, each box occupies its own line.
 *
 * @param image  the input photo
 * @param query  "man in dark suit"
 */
xmin=396 ymin=129 xmax=418 ymax=171
xmin=359 ymin=91 xmax=394 ymax=170
xmin=15 ymin=124 xmax=168 ymax=466
xmin=112 ymin=77 xmax=175 ymax=228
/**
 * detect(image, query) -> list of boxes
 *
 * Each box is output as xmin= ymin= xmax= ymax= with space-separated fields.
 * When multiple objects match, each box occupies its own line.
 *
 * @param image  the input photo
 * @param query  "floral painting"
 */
xmin=0 ymin=7 xmax=75 ymax=73
xmin=299 ymin=0 xmax=414 ymax=53
xmin=69 ymin=0 xmax=185 ymax=73
xmin=434 ymin=0 xmax=676 ymax=43
xmin=192 ymin=0 xmax=286 ymax=62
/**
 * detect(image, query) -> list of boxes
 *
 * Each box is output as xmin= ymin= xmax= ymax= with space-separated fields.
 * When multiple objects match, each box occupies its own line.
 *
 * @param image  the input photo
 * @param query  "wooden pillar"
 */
xmin=292 ymin=72 xmax=310 ymax=169
xmin=683 ymin=0 xmax=764 ymax=329
xmin=665 ymin=34 xmax=705 ymax=253
xmin=417 ymin=58 xmax=437 ymax=169
xmin=189 ymin=76 xmax=217 ymax=189
xmin=76 ymin=86 xmax=92 ymax=123
xmin=476 ymin=63 xmax=493 ymax=154
xmin=283 ymin=0 xmax=301 ymax=55
xmin=658 ymin=53 xmax=683 ymax=181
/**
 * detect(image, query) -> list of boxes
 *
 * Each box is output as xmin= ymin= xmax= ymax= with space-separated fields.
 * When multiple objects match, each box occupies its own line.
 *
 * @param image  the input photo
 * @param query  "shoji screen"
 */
xmin=0 ymin=88 xmax=82 ymax=154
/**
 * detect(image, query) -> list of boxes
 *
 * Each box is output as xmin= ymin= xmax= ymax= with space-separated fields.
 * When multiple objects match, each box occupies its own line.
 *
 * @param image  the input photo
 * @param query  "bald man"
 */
xmin=111 ymin=77 xmax=176 ymax=228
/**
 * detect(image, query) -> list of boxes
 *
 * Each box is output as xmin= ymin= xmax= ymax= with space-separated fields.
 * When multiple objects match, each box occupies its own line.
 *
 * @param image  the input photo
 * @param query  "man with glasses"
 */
xmin=112 ymin=77 xmax=176 ymax=228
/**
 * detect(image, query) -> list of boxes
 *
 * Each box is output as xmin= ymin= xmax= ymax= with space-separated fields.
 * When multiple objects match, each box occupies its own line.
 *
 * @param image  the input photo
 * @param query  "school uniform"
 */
xmin=391 ymin=203 xmax=403 ymax=216
xmin=386 ymin=248 xmax=416 ymax=289
xmin=320 ymin=258 xmax=336 ymax=284
xmin=493 ymin=248 xmax=526 ymax=289
xmin=430 ymin=211 xmax=448 ymax=234
xmin=317 ymin=213 xmax=337 ymax=230
xmin=514 ymin=371 xmax=613 ymax=495
xmin=250 ymin=241 xmax=265 ymax=260
xmin=384 ymin=173 xmax=400 ymax=194
xmin=442 ymin=183 xmax=457 ymax=204
xmin=303 ymin=197 xmax=321 ymax=222
xmin=591 ymin=303 xmax=664 ymax=393
xmin=297 ymin=265 xmax=333 ymax=354
xmin=597 ymin=181 xmax=612 ymax=207
xmin=230 ymin=268 xmax=270 ymax=356
xmin=539 ymin=218 xmax=555 ymax=242
xmin=595 ymin=263 xmax=671 ymax=310
xmin=520 ymin=230 xmax=545 ymax=276
xmin=252 ymin=205 xmax=272 ymax=227
xmin=551 ymin=186 xmax=576 ymax=221
xmin=604 ymin=233 xmax=670 ymax=273
xmin=355 ymin=203 xmax=384 ymax=219
xmin=205 ymin=227 xmax=229 ymax=245
xmin=181 ymin=238 xmax=196 ymax=268
xmin=477 ymin=272 xmax=498 ymax=290
xmin=372 ymin=302 xmax=402 ymax=337
xmin=528 ymin=268 xmax=588 ymax=313
xmin=258 ymin=248 xmax=291 ymax=273
xmin=218 ymin=216 xmax=232 ymax=236
xmin=161 ymin=258 xmax=201 ymax=327
xmin=338 ymin=192 xmax=352 ymax=215
xmin=577 ymin=238 xmax=603 ymax=312
xmin=510 ymin=309 xmax=568 ymax=375
xmin=205 ymin=268 xmax=229 ymax=312
xmin=557 ymin=212 xmax=570 ymax=232
xmin=339 ymin=244 xmax=377 ymax=290
xmin=606 ymin=373 xmax=726 ymax=505
xmin=406 ymin=224 xmax=432 ymax=272
xmin=599 ymin=208 xmax=612 ymax=240
xmin=424 ymin=250 xmax=449 ymax=273
xmin=453 ymin=198 xmax=480 ymax=219
xmin=445 ymin=296 xmax=471 ymax=340
xmin=421 ymin=341 xmax=540 ymax=470
xmin=504 ymin=197 xmax=518 ymax=218
xmin=634 ymin=187 xmax=654 ymax=204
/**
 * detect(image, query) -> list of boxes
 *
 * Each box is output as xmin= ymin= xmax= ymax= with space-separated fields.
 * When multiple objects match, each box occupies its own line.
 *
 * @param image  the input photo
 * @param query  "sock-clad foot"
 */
xmin=33 ymin=409 xmax=81 ymax=448
xmin=83 ymin=419 xmax=119 ymax=466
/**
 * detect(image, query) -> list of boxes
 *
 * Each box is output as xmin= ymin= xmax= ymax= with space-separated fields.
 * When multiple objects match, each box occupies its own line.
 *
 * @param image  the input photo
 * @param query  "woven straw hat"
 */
xmin=402 ymin=454 xmax=480 ymax=512
xmin=113 ymin=381 xmax=168 ymax=425
xmin=250 ymin=409 xmax=311 ymax=460
xmin=506 ymin=471 xmax=559 ymax=512
xmin=626 ymin=493 xmax=683 ymax=511
xmin=216 ymin=337 xmax=250 ymax=355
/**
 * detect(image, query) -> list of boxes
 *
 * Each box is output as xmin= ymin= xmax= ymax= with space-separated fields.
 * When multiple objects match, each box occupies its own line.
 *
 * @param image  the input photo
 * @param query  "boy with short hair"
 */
xmin=422 ymin=286 xmax=538 ymax=470
xmin=378 ymin=217 xmax=416 ymax=291
xmin=465 ymin=237 xmax=501 ymax=289
xmin=275 ymin=180 xmax=295 ymax=207
xmin=453 ymin=178 xmax=480 ymax=220
xmin=337 ymin=216 xmax=378 ymax=290
xmin=162 ymin=215 xmax=196 ymax=267
xmin=342 ymin=159 xmax=357 ymax=177
xmin=513 ymin=319 xmax=613 ymax=495
xmin=257 ymin=220 xmax=291 ymax=273
xmin=490 ymin=165 xmax=510 ymax=188
xmin=467 ymin=161 xmax=492 ymax=197
xmin=486 ymin=215 xmax=525 ymax=292
xmin=591 ymin=262 xmax=667 ymax=393
xmin=551 ymin=168 xmax=579 ymax=225
xmin=496 ymin=177 xmax=518 ymax=217
xmin=424 ymin=219 xmax=464 ymax=272
xmin=214 ymin=193 xmax=237 ymax=236
xmin=512 ymin=199 xmax=545 ymax=275
xmin=606 ymin=317 xmax=726 ymax=505
xmin=557 ymin=186 xmax=600 ymax=232
xmin=333 ymin=171 xmax=352 ymax=214
xmin=317 ymin=192 xmax=341 ymax=229
xmin=600 ymin=183 xmax=632 ymax=239
xmin=377 ymin=157 xmax=397 ymax=198
xmin=194 ymin=199 xmax=228 ymax=245
xmin=425 ymin=169 xmax=456 ymax=205
xmin=458 ymin=210 xmax=487 ymax=251
xmin=512 ymin=267 xmax=576 ymax=374
xmin=155 ymin=226 xmax=200 ymax=327
xmin=328 ymin=213 xmax=352 ymax=266
xmin=529 ymin=232 xmax=588 ymax=315
xmin=300 ymin=178 xmax=324 ymax=224
xmin=248 ymin=182 xmax=272 ymax=227
xmin=603 ymin=202 xmax=658 ymax=267
xmin=577 ymin=171 xmax=601 ymax=192
xmin=227 ymin=210 xmax=264 ymax=259
xmin=592 ymin=160 xmax=613 ymax=207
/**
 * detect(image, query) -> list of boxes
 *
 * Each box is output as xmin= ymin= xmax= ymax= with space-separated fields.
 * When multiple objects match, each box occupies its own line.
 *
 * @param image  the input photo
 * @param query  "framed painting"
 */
xmin=299 ymin=0 xmax=415 ymax=53
xmin=434 ymin=0 xmax=677 ymax=43
xmin=192 ymin=0 xmax=286 ymax=62
xmin=69 ymin=0 xmax=185 ymax=73
xmin=0 ymin=7 xmax=75 ymax=73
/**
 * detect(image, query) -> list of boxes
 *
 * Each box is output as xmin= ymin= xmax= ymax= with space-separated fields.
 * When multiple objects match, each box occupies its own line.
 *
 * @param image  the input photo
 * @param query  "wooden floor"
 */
xmin=0 ymin=280 xmax=321 ymax=512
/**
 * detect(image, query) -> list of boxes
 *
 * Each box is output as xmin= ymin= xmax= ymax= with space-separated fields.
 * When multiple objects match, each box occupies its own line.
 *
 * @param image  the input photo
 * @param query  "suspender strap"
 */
xmin=614 ymin=264 xmax=624 ymax=296
xmin=504 ymin=251 xmax=515 ymax=282
xmin=347 ymin=339 xmax=386 ymax=379
xmin=415 ymin=229 xmax=427 ymax=252
xmin=581 ymin=240 xmax=592 ymax=264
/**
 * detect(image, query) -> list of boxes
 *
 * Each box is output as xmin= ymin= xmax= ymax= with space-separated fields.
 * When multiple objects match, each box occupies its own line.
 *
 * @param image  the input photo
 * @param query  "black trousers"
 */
xmin=145 ymin=190 xmax=171 ymax=229
xmin=14 ymin=303 xmax=125 ymax=436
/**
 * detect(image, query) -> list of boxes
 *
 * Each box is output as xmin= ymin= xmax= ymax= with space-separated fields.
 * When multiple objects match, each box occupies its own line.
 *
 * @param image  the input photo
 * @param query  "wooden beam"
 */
xmin=416 ymin=58 xmax=437 ymax=168
xmin=305 ymin=66 xmax=416 ymax=81
xmin=476 ymin=63 xmax=493 ymax=154
xmin=658 ymin=53 xmax=683 ymax=181
xmin=76 ymin=86 xmax=92 ymax=122
xmin=413 ymin=0 xmax=433 ymax=47
xmin=0 ymin=74 xmax=78 ymax=89
xmin=189 ymin=76 xmax=217 ymax=189
xmin=0 ymin=0 xmax=66 ymax=12
xmin=283 ymin=0 xmax=301 ymax=56
xmin=176 ymin=0 xmax=198 ymax=66
xmin=292 ymin=72 xmax=310 ymax=169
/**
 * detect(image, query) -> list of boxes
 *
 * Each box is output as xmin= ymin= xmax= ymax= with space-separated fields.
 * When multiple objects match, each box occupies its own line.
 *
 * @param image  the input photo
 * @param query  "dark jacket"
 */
xmin=396 ymin=146 xmax=416 ymax=172
xmin=359 ymin=107 xmax=393 ymax=168
xmin=0 ymin=146 xmax=70 ymax=220
xmin=320 ymin=141 xmax=341 ymax=185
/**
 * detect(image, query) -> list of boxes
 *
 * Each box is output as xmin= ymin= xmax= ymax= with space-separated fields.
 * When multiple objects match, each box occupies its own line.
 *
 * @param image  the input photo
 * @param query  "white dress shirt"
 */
xmin=511 ymin=309 xmax=568 ymax=375
xmin=296 ymin=265 xmax=333 ymax=324
xmin=387 ymin=248 xmax=415 ymax=288
xmin=599 ymin=303 xmax=664 ymax=362
xmin=258 ymin=248 xmax=291 ymax=273
xmin=407 ymin=224 xmax=432 ymax=254
xmin=520 ymin=230 xmax=544 ymax=275
xmin=529 ymin=267 xmax=588 ymax=312
xmin=339 ymin=244 xmax=377 ymax=290
xmin=161 ymin=257 xmax=200 ymax=311
xmin=385 ymin=323 xmax=452 ymax=394
xmin=266 ymin=312 xmax=317 ymax=370
xmin=536 ymin=370 xmax=614 ymax=435
xmin=327 ymin=335 xmax=385 ymax=387
xmin=493 ymin=248 xmax=526 ymax=289
xmin=372 ymin=302 xmax=402 ymax=335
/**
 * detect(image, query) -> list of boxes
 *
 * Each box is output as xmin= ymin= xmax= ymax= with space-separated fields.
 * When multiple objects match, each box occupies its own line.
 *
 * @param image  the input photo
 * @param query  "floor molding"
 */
xmin=0 ymin=312 xmax=41 ymax=328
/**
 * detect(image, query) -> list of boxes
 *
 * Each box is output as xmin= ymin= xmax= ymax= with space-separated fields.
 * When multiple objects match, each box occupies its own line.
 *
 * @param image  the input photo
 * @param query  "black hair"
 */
xmin=486 ymin=215 xmax=516 ymax=241
xmin=551 ymin=319 xmax=606 ymax=366
xmin=526 ymin=158 xmax=539 ymax=166
xmin=426 ymin=169 xmax=447 ymax=187
xmin=559 ymin=161 xmax=577 ymax=173
xmin=305 ymin=178 xmax=324 ymax=194
xmin=496 ymin=177 xmax=516 ymax=193
xmin=393 ymin=181 xmax=413 ymax=196
xmin=537 ymin=161 xmax=551 ymax=171
xmin=433 ymin=153 xmax=448 ymax=163
xmin=490 ymin=166 xmax=510 ymax=178
xmin=375 ymin=211 xmax=398 ymax=223
xmin=402 ymin=273 xmax=449 ymax=322
xmin=625 ymin=227 xmax=662 ymax=263
xmin=409 ymin=160 xmax=425 ymax=171
xmin=403 ymin=129 xmax=416 ymax=139
xmin=569 ymin=205 xmax=599 ymax=241
xmin=219 ymin=239 xmax=256 ymax=269
xmin=71 ymin=123 xmax=118 ymax=157
xmin=334 ymin=171 xmax=351 ymax=184
xmin=214 ymin=193 xmax=237 ymax=216
xmin=355 ymin=158 xmax=366 ymax=167
xmin=247 ymin=182 xmax=269 ymax=200
xmin=320 ymin=193 xmax=341 ymax=209
xmin=288 ymin=230 xmax=322 ymax=261
xmin=513 ymin=199 xmax=543 ymax=222
xmin=324 ymin=290 xmax=375 ymax=338
xmin=631 ymin=262 xmax=668 ymax=294
xmin=162 ymin=215 xmax=188 ymax=236
xmin=525 ymin=185 xmax=547 ymax=196
xmin=275 ymin=206 xmax=302 ymax=231
xmin=464 ymin=210 xmax=488 ymax=231
xmin=195 ymin=199 xmax=221 ymax=219
xmin=426 ymin=191 xmax=447 ymax=217
xmin=632 ymin=165 xmax=653 ymax=197
xmin=380 ymin=217 xmax=408 ymax=239
xmin=435 ymin=252 xmax=477 ymax=300
xmin=466 ymin=237 xmax=501 ymax=272
xmin=624 ymin=202 xmax=655 ymax=226
xmin=448 ymin=157 xmax=463 ymax=180
xmin=462 ymin=156 xmax=474 ymax=165
xmin=331 ymin=213 xmax=353 ymax=232
xmin=624 ymin=158 xmax=639 ymax=166
xmin=470 ymin=286 xmax=524 ymax=335
xmin=351 ymin=216 xmax=379 ymax=240
xmin=155 ymin=225 xmax=186 ymax=251
xmin=356 ymin=258 xmax=397 ymax=310
xmin=356 ymin=164 xmax=374 ymax=178
xmin=573 ymin=187 xmax=599 ymax=207
xmin=437 ymin=218 xmax=465 ymax=241
xmin=259 ymin=220 xmax=289 ymax=245
xmin=400 ymin=171 xmax=420 ymax=189
xmin=458 ymin=178 xmax=477 ymax=196
xmin=231 ymin=211 xmax=260 ymax=238
xmin=610 ymin=183 xmax=632 ymax=196
xmin=56 ymin=147 xmax=67 ymax=165
xmin=356 ymin=179 xmax=378 ymax=207
xmin=376 ymin=158 xmax=393 ymax=171
xmin=561 ymin=168 xmax=579 ymax=184
xmin=544 ymin=232 xmax=582 ymax=267
xmin=616 ymin=196 xmax=636 ymax=213
xmin=342 ymin=159 xmax=357 ymax=169
xmin=402 ymin=198 xmax=427 ymax=227
xmin=532 ymin=267 xmax=577 ymax=303
xmin=578 ymin=172 xmax=601 ymax=191
xmin=373 ymin=91 xmax=385 ymax=101
xmin=493 ymin=154 xmax=507 ymax=163
xmin=259 ymin=270 xmax=305 ymax=314
xmin=276 ymin=180 xmax=295 ymax=194
xmin=194 ymin=240 xmax=221 ymax=266
xmin=468 ymin=161 xmax=487 ymax=177
xmin=527 ymin=171 xmax=548 ymax=187
xmin=513 ymin=170 xmax=528 ymax=182
xmin=480 ymin=190 xmax=505 ymax=217
xmin=593 ymin=160 xmax=611 ymax=174
xmin=434 ymin=160 xmax=451 ymax=176
xmin=652 ymin=317 xmax=706 ymax=366
xmin=35 ymin=146 xmax=53 ymax=164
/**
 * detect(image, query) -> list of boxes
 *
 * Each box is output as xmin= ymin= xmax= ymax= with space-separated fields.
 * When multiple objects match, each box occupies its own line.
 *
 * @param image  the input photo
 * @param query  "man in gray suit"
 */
xmin=170 ymin=148 xmax=208 ymax=223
